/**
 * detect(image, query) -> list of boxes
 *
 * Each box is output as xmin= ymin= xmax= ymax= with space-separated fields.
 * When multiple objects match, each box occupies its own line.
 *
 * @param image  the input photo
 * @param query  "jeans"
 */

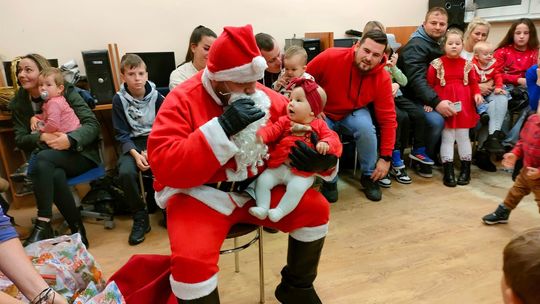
xmin=325 ymin=108 xmax=377 ymax=180
xmin=424 ymin=110 xmax=445 ymax=159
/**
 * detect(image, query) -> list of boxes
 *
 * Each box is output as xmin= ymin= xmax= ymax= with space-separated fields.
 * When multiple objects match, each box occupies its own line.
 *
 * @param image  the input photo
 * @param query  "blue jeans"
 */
xmin=424 ymin=110 xmax=445 ymax=159
xmin=325 ymin=108 xmax=377 ymax=180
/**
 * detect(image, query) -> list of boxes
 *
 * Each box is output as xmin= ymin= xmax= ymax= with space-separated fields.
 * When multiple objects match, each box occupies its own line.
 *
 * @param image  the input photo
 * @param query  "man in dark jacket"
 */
xmin=398 ymin=7 xmax=452 ymax=177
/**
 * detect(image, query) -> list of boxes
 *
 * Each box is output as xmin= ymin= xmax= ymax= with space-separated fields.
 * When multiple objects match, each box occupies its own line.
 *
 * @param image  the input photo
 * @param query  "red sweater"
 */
xmin=512 ymin=114 xmax=540 ymax=169
xmin=494 ymin=45 xmax=538 ymax=85
xmin=307 ymin=47 xmax=396 ymax=156
xmin=472 ymin=58 xmax=504 ymax=89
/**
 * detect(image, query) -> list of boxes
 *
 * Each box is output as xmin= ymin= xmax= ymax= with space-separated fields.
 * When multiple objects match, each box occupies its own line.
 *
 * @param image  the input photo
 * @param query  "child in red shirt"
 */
xmin=482 ymin=105 xmax=540 ymax=225
xmin=427 ymin=29 xmax=483 ymax=187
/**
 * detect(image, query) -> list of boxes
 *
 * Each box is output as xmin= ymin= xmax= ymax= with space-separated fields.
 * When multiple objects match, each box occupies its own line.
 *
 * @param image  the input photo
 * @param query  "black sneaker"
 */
xmin=482 ymin=204 xmax=511 ymax=225
xmin=360 ymin=175 xmax=381 ymax=202
xmin=377 ymin=175 xmax=392 ymax=188
xmin=320 ymin=182 xmax=338 ymax=203
xmin=129 ymin=210 xmax=150 ymax=245
xmin=390 ymin=166 xmax=412 ymax=184
xmin=413 ymin=162 xmax=433 ymax=178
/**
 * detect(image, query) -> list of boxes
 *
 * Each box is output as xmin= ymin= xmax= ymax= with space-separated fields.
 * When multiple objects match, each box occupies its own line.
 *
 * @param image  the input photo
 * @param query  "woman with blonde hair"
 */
xmin=461 ymin=17 xmax=491 ymax=61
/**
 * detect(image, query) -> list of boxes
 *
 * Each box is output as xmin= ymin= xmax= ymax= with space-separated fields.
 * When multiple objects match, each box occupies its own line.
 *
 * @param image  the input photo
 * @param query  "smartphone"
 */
xmin=453 ymin=101 xmax=462 ymax=112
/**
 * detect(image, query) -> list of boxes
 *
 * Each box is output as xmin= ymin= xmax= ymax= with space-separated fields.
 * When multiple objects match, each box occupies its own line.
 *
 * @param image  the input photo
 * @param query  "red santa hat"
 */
xmin=205 ymin=25 xmax=267 ymax=83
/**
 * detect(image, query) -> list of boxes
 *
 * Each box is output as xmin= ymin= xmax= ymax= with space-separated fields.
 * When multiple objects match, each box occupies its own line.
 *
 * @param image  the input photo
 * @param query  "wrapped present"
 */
xmin=0 ymin=234 xmax=122 ymax=303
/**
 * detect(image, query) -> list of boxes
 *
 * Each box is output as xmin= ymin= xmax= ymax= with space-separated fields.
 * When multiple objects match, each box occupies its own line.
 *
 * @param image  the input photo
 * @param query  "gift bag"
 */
xmin=23 ymin=233 xmax=106 ymax=301
xmin=73 ymin=281 xmax=125 ymax=304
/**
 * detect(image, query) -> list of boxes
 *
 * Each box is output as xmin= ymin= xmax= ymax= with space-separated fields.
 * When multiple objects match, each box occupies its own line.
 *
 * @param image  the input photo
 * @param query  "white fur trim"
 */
xmin=202 ymin=69 xmax=223 ymax=105
xmin=318 ymin=159 xmax=339 ymax=182
xmin=206 ymin=56 xmax=267 ymax=83
xmin=154 ymin=185 xmax=252 ymax=215
xmin=290 ymin=223 xmax=329 ymax=242
xmin=200 ymin=117 xmax=239 ymax=165
xmin=170 ymin=273 xmax=218 ymax=300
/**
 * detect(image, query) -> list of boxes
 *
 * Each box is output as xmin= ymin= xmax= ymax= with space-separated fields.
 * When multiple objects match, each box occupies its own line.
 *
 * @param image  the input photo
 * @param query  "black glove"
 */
xmin=218 ymin=98 xmax=265 ymax=137
xmin=289 ymin=133 xmax=338 ymax=173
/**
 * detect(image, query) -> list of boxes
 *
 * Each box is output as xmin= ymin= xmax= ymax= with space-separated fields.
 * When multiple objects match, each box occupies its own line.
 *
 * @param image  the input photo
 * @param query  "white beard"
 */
xmin=226 ymin=90 xmax=271 ymax=181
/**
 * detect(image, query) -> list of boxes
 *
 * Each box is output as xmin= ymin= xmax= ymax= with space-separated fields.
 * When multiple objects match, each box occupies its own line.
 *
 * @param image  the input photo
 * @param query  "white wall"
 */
xmin=0 ymin=0 xmax=427 ymax=75
xmin=1 ymin=1 xmax=538 ymax=78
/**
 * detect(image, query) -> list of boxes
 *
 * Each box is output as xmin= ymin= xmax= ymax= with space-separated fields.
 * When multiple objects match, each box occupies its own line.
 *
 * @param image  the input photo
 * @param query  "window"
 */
xmin=465 ymin=0 xmax=540 ymax=21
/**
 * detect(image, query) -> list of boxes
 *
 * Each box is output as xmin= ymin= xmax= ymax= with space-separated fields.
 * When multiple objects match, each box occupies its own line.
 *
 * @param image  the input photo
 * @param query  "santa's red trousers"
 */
xmin=168 ymin=185 xmax=328 ymax=295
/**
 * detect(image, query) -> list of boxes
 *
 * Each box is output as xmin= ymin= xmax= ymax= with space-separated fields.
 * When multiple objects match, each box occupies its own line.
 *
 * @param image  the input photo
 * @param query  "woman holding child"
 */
xmin=460 ymin=18 xmax=510 ymax=162
xmin=9 ymin=54 xmax=101 ymax=248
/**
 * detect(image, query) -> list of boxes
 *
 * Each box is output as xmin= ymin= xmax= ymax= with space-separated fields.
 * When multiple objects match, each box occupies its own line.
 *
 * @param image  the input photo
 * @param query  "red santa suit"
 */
xmin=145 ymin=26 xmax=333 ymax=301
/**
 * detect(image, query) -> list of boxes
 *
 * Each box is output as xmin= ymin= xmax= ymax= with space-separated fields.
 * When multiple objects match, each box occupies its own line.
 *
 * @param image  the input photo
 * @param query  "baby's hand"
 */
xmin=391 ymin=83 xmax=400 ymax=97
xmin=494 ymin=88 xmax=505 ymax=95
xmin=30 ymin=116 xmax=41 ymax=131
xmin=474 ymin=94 xmax=484 ymax=106
xmin=502 ymin=153 xmax=517 ymax=169
xmin=424 ymin=105 xmax=433 ymax=113
xmin=273 ymin=73 xmax=289 ymax=91
xmin=526 ymin=167 xmax=540 ymax=180
xmin=316 ymin=142 xmax=329 ymax=155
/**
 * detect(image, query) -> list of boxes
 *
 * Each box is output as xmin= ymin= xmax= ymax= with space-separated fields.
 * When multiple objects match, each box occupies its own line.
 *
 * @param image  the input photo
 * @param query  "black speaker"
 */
xmin=81 ymin=50 xmax=115 ymax=104
xmin=429 ymin=0 xmax=466 ymax=31
xmin=303 ymin=39 xmax=321 ymax=63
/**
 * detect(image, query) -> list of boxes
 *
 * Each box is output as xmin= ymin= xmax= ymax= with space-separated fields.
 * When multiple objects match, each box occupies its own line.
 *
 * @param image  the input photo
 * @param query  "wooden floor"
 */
xmin=9 ymin=164 xmax=540 ymax=304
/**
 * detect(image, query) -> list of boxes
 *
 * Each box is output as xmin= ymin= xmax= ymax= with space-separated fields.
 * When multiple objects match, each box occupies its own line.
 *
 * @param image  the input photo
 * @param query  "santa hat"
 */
xmin=286 ymin=77 xmax=324 ymax=116
xmin=205 ymin=25 xmax=267 ymax=83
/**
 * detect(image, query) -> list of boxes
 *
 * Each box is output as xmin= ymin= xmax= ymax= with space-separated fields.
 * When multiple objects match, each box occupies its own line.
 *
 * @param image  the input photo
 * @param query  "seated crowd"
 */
xmin=2 ymin=6 xmax=540 ymax=304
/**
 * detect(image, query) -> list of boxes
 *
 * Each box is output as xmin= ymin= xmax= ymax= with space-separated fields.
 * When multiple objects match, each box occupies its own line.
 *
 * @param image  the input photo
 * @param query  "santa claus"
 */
xmin=113 ymin=25 xmax=339 ymax=304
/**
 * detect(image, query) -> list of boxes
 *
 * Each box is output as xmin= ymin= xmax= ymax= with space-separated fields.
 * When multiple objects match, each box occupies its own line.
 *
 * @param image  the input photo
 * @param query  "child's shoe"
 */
xmin=457 ymin=161 xmax=471 ymax=185
xmin=409 ymin=147 xmax=435 ymax=165
xmin=482 ymin=203 xmax=511 ymax=225
xmin=377 ymin=174 xmax=392 ymax=188
xmin=390 ymin=166 xmax=412 ymax=184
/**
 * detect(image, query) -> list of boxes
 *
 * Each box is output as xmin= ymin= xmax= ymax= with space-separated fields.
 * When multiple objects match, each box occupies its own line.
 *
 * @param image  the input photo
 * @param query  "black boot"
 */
xmin=443 ymin=162 xmax=457 ymax=187
xmin=177 ymin=288 xmax=220 ymax=303
xmin=129 ymin=209 xmax=150 ymax=245
xmin=483 ymin=131 xmax=505 ymax=153
xmin=457 ymin=161 xmax=471 ymax=185
xmin=159 ymin=209 xmax=167 ymax=228
xmin=473 ymin=150 xmax=496 ymax=172
xmin=69 ymin=220 xmax=89 ymax=248
xmin=23 ymin=219 xmax=55 ymax=246
xmin=320 ymin=181 xmax=338 ymax=203
xmin=275 ymin=236 xmax=325 ymax=304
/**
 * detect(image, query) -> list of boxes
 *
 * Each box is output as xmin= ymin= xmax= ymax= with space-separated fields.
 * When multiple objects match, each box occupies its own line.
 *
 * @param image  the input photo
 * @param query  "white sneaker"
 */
xmin=377 ymin=175 xmax=392 ymax=188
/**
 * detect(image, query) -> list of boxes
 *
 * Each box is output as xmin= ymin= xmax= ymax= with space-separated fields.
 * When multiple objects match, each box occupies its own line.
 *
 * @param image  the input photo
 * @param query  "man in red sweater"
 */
xmin=307 ymin=30 xmax=397 ymax=202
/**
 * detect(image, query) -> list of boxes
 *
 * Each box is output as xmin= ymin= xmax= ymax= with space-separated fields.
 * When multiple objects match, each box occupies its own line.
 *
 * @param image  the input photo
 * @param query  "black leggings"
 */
xmin=29 ymin=149 xmax=95 ymax=224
